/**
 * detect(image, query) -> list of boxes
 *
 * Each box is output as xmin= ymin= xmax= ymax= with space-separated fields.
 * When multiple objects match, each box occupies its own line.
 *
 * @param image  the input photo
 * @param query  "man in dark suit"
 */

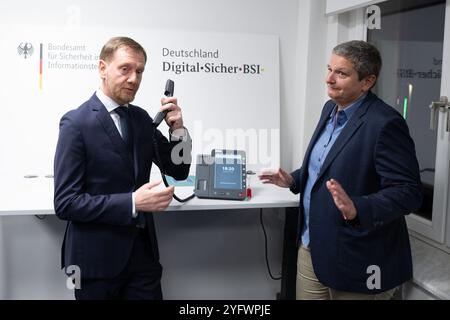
xmin=53 ymin=37 xmax=191 ymax=300
xmin=259 ymin=40 xmax=422 ymax=299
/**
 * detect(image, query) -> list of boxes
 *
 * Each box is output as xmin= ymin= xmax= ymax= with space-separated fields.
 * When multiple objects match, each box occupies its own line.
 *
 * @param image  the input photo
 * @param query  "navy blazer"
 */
xmin=53 ymin=93 xmax=191 ymax=279
xmin=290 ymin=92 xmax=422 ymax=293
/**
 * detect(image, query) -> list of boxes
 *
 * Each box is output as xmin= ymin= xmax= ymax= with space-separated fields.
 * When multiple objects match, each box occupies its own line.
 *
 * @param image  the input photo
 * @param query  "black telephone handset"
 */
xmin=153 ymin=79 xmax=174 ymax=127
xmin=152 ymin=79 xmax=194 ymax=203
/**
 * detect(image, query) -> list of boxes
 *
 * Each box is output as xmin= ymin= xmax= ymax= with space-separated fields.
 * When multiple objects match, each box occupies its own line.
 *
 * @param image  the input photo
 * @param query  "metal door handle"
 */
xmin=429 ymin=96 xmax=450 ymax=131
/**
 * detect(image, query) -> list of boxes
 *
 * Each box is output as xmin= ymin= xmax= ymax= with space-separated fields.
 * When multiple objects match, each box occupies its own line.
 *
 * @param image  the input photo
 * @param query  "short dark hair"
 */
xmin=332 ymin=40 xmax=382 ymax=81
xmin=100 ymin=36 xmax=147 ymax=63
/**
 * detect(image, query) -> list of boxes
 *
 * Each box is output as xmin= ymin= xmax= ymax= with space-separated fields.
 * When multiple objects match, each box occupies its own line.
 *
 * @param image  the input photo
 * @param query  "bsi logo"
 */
xmin=65 ymin=265 xmax=81 ymax=290
xmin=366 ymin=265 xmax=381 ymax=290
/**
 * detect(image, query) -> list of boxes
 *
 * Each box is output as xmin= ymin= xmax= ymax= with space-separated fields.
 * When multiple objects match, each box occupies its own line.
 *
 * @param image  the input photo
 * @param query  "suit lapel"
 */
xmin=90 ymin=95 xmax=134 ymax=173
xmin=315 ymin=92 xmax=376 ymax=183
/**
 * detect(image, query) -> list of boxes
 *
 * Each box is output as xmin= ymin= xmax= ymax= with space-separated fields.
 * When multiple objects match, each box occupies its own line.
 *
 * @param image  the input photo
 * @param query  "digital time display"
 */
xmin=214 ymin=153 xmax=243 ymax=190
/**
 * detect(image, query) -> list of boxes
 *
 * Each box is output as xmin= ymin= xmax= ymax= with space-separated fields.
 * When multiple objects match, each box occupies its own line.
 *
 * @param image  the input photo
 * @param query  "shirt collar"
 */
xmin=329 ymin=93 xmax=367 ymax=121
xmin=95 ymin=89 xmax=128 ymax=113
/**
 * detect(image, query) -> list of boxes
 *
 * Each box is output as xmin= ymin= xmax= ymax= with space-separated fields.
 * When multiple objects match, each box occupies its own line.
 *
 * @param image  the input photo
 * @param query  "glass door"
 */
xmin=367 ymin=0 xmax=448 ymax=243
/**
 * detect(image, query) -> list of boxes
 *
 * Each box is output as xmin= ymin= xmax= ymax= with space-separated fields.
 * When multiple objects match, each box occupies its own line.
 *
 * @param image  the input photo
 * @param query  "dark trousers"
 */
xmin=75 ymin=230 xmax=162 ymax=300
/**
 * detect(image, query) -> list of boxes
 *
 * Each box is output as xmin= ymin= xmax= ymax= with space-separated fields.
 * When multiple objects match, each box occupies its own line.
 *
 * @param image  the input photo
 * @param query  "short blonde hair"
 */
xmin=100 ymin=36 xmax=147 ymax=62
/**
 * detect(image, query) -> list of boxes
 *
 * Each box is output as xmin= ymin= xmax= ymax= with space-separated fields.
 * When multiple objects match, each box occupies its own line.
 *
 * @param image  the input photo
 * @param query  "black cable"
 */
xmin=161 ymin=172 xmax=195 ymax=203
xmin=259 ymin=208 xmax=282 ymax=280
xmin=152 ymin=125 xmax=195 ymax=203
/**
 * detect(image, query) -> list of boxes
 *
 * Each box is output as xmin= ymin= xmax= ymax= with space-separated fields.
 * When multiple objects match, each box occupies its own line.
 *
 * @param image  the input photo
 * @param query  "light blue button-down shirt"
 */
xmin=301 ymin=94 xmax=366 ymax=247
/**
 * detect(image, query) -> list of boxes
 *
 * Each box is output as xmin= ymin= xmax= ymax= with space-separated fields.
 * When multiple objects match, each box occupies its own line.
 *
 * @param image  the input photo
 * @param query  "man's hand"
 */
xmin=135 ymin=180 xmax=174 ymax=212
xmin=258 ymin=168 xmax=294 ymax=188
xmin=160 ymin=97 xmax=184 ymax=131
xmin=326 ymin=179 xmax=357 ymax=220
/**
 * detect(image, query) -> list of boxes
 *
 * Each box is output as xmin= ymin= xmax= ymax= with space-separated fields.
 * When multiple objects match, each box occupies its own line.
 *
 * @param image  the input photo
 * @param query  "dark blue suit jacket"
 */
xmin=53 ymin=93 xmax=191 ymax=279
xmin=290 ymin=92 xmax=422 ymax=293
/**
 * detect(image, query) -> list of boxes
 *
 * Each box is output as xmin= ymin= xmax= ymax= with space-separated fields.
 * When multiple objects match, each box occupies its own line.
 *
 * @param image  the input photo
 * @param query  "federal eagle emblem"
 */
xmin=17 ymin=42 xmax=34 ymax=59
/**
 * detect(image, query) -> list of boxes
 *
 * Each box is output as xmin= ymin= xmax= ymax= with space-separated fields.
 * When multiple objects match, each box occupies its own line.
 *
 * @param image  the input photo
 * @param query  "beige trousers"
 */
xmin=296 ymin=246 xmax=398 ymax=300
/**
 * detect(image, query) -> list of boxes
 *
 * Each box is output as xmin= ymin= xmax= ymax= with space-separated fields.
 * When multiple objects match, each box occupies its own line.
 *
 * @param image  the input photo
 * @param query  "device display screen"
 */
xmin=214 ymin=154 xmax=242 ymax=190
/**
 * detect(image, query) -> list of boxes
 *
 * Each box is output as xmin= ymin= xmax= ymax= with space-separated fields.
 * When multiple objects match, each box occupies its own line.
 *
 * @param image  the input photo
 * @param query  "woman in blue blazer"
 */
xmin=260 ymin=40 xmax=422 ymax=300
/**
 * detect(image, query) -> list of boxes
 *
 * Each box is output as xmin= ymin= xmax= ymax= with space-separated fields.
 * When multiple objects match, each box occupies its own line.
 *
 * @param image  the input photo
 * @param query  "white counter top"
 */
xmin=0 ymin=173 xmax=299 ymax=216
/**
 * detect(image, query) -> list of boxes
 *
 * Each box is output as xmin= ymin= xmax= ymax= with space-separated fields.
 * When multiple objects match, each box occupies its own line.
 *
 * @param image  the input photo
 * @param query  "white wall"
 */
xmin=292 ymin=0 xmax=330 ymax=169
xmin=0 ymin=0 xmax=301 ymax=170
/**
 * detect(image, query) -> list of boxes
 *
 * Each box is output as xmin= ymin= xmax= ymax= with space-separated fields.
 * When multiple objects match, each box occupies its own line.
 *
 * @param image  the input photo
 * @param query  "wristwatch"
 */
xmin=169 ymin=127 xmax=189 ymax=142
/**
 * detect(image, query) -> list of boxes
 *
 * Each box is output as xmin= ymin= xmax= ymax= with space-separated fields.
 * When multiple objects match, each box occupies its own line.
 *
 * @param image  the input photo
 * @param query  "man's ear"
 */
xmin=99 ymin=59 xmax=107 ymax=79
xmin=363 ymin=74 xmax=377 ymax=91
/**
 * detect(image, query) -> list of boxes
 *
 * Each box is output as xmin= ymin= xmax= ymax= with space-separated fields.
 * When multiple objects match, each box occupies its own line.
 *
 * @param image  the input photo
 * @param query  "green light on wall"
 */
xmin=403 ymin=97 xmax=408 ymax=120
